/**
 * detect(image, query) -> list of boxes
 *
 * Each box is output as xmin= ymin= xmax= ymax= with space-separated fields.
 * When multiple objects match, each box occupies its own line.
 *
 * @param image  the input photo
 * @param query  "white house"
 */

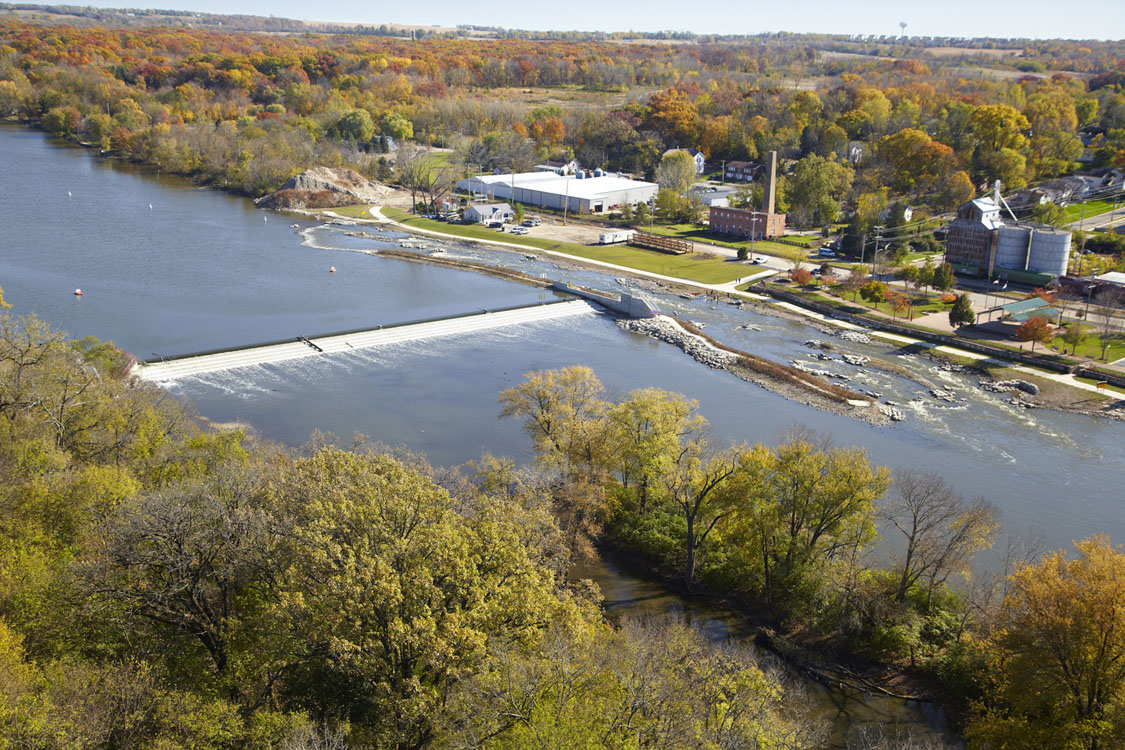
xmin=534 ymin=159 xmax=579 ymax=175
xmin=464 ymin=202 xmax=514 ymax=224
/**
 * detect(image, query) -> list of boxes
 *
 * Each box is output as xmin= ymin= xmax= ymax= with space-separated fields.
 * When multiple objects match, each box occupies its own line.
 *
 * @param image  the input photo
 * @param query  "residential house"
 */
xmin=664 ymin=148 xmax=706 ymax=174
xmin=724 ymin=161 xmax=759 ymax=183
xmin=464 ymin=202 xmax=514 ymax=224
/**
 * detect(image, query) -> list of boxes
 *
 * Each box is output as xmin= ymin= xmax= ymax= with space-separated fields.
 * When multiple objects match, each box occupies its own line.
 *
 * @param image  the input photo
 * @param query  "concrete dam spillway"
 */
xmin=135 ymin=299 xmax=601 ymax=382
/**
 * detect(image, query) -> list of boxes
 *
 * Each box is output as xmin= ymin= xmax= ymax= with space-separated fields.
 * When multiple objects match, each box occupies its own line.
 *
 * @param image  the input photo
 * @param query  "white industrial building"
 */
xmin=458 ymin=171 xmax=658 ymax=215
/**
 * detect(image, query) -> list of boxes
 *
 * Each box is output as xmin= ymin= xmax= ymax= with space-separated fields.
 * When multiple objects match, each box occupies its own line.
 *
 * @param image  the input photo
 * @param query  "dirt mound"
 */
xmin=256 ymin=167 xmax=391 ymax=209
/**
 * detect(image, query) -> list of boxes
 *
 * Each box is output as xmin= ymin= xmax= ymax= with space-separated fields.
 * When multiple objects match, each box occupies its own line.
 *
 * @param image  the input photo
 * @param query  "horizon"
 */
xmin=26 ymin=0 xmax=1125 ymax=41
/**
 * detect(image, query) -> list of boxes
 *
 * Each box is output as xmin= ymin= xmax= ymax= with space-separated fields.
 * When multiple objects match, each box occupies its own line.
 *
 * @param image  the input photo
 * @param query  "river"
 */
xmin=3 ymin=123 xmax=1123 ymax=746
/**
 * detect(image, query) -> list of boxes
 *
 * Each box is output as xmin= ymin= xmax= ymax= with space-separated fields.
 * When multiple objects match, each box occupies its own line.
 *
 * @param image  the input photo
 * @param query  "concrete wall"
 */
xmin=551 ymin=280 xmax=661 ymax=317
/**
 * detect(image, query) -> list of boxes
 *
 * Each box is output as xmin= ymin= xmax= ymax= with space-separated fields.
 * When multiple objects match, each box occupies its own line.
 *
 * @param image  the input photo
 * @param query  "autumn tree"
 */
xmin=840 ymin=265 xmax=868 ymax=302
xmin=1014 ymin=314 xmax=1052 ymax=352
xmin=968 ymin=537 xmax=1125 ymax=750
xmin=860 ymin=279 xmax=889 ymax=306
xmin=1061 ymin=321 xmax=1086 ymax=354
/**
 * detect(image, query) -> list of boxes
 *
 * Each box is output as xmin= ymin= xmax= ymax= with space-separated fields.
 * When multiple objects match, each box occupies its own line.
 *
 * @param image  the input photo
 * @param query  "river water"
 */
xmin=3 ymin=124 xmax=1123 ymax=746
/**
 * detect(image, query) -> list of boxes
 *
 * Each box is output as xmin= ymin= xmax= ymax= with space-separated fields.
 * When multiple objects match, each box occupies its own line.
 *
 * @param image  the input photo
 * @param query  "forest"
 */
xmin=1 ymin=18 xmax=1123 ymax=220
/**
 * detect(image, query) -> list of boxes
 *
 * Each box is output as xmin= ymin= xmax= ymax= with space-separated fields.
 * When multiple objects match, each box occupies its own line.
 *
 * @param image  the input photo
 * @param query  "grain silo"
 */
xmin=994 ymin=226 xmax=1032 ymax=271
xmin=1027 ymin=228 xmax=1071 ymax=276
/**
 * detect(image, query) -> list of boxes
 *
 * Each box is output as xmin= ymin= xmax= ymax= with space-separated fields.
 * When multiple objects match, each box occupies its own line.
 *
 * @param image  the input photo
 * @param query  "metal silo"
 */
xmin=1028 ymin=229 xmax=1071 ymax=276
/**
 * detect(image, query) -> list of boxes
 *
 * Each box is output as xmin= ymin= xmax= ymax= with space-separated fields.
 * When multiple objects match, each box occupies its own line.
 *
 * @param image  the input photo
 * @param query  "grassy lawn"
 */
xmin=646 ymin=223 xmax=819 ymax=255
xmin=1065 ymin=199 xmax=1119 ymax=223
xmin=381 ymin=208 xmax=750 ymax=284
xmin=1047 ymin=332 xmax=1125 ymax=362
xmin=330 ymin=205 xmax=376 ymax=219
xmin=1074 ymin=376 xmax=1125 ymax=397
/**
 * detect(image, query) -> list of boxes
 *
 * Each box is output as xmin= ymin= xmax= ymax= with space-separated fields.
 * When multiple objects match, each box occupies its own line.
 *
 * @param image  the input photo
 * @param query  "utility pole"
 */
xmin=562 ymin=177 xmax=569 ymax=225
xmin=720 ymin=160 xmax=726 ymax=184
xmin=871 ymin=225 xmax=884 ymax=276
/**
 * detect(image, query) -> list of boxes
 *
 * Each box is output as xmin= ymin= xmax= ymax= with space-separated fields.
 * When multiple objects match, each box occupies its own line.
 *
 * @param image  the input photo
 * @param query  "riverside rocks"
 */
xmin=981 ymin=379 xmax=1040 ymax=396
xmin=836 ymin=331 xmax=872 ymax=344
xmin=617 ymin=316 xmax=894 ymax=425
xmin=930 ymin=388 xmax=958 ymax=402
xmin=841 ymin=354 xmax=870 ymax=366
xmin=617 ymin=317 xmax=735 ymax=370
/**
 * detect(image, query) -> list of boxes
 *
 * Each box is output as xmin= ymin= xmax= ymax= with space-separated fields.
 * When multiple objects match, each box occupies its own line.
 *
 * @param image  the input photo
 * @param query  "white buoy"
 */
xmin=329 ymin=266 xmax=336 ymax=273
xmin=148 ymin=203 xmax=153 ymax=210
xmin=263 ymin=216 xmax=268 ymax=222
xmin=74 ymin=288 xmax=83 ymax=296
xmin=67 ymin=191 xmax=72 ymax=197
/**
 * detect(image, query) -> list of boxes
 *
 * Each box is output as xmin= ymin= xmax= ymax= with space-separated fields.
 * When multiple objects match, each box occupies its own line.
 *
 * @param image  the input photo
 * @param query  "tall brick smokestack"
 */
xmin=763 ymin=150 xmax=777 ymax=215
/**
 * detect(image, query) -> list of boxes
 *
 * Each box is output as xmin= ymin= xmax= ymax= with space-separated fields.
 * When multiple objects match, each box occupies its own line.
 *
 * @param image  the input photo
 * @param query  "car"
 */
xmin=510 ymin=226 xmax=529 ymax=235
xmin=486 ymin=221 xmax=503 ymax=229
xmin=525 ymin=217 xmax=542 ymax=226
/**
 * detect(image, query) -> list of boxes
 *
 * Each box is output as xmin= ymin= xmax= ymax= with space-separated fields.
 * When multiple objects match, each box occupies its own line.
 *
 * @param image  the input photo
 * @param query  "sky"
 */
xmin=79 ymin=0 xmax=1125 ymax=40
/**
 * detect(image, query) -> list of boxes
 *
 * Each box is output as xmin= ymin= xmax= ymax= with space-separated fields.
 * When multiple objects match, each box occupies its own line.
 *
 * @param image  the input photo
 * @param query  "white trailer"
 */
xmin=598 ymin=230 xmax=636 ymax=245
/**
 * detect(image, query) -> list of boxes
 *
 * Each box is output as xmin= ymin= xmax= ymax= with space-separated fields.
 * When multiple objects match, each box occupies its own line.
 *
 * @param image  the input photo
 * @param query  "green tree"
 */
xmin=729 ymin=439 xmax=889 ymax=614
xmin=655 ymin=149 xmax=698 ymax=194
xmin=1033 ymin=201 xmax=1069 ymax=227
xmin=968 ymin=537 xmax=1125 ymax=750
xmin=932 ymin=262 xmax=955 ymax=292
xmin=1061 ymin=322 xmax=1086 ymax=354
xmin=330 ymin=109 xmax=375 ymax=142
xmin=949 ymin=293 xmax=976 ymax=328
xmin=277 ymin=448 xmax=561 ymax=749
xmin=380 ymin=111 xmax=413 ymax=141
xmin=860 ymin=279 xmax=889 ymax=306
xmin=786 ymin=154 xmax=854 ymax=227
xmin=970 ymin=104 xmax=1030 ymax=153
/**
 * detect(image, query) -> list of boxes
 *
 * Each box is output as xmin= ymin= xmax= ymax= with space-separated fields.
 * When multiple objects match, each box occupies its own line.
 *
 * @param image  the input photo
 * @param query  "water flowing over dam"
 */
xmin=135 ymin=299 xmax=601 ymax=382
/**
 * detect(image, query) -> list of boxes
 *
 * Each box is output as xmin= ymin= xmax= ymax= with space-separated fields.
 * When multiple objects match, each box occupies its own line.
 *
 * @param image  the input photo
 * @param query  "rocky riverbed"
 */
xmin=617 ymin=316 xmax=895 ymax=426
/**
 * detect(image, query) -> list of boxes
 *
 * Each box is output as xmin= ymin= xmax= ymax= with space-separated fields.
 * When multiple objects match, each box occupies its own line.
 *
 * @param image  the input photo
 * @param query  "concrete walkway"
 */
xmin=345 ymin=207 xmax=1120 ymax=402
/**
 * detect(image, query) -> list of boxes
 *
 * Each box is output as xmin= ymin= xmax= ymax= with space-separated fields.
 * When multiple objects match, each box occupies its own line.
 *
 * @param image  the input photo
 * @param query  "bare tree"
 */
xmin=1090 ymin=286 xmax=1123 ymax=361
xmin=880 ymin=471 xmax=1000 ymax=609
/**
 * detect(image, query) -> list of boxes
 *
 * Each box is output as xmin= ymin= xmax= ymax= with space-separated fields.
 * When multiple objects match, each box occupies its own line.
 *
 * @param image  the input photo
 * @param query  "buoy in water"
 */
xmin=148 ymin=203 xmax=153 ymax=210
xmin=329 ymin=267 xmax=336 ymax=273
xmin=74 ymin=288 xmax=83 ymax=296
xmin=263 ymin=216 xmax=268 ymax=222
xmin=67 ymin=191 xmax=72 ymax=197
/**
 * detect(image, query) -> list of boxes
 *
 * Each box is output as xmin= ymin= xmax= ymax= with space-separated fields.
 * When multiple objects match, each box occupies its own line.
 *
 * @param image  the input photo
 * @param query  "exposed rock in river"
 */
xmin=256 ymin=167 xmax=391 ymax=209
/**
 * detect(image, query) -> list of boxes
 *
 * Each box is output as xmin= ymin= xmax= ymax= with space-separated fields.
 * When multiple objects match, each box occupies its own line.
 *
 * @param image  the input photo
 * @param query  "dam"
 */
xmin=136 ymin=298 xmax=602 ymax=382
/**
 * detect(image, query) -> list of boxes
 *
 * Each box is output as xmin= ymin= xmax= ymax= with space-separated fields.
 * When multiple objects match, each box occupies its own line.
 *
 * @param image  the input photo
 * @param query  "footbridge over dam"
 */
xmin=135 ymin=298 xmax=601 ymax=382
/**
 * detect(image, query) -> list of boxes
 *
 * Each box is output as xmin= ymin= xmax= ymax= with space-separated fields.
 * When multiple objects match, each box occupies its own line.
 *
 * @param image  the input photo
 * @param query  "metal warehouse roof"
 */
xmin=462 ymin=172 xmax=657 ymax=200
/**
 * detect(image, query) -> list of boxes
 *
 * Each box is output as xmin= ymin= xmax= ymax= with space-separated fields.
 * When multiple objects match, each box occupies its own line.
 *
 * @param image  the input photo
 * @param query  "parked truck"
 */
xmin=598 ymin=230 xmax=636 ymax=245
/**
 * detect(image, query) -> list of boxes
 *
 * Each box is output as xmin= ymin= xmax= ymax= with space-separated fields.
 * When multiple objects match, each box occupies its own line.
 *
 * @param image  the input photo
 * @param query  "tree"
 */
xmin=1032 ymin=201 xmax=1069 ymax=227
xmin=330 ymin=109 xmax=375 ymax=143
xmin=880 ymin=471 xmax=999 ymax=607
xmin=792 ymin=268 xmax=815 ymax=286
xmin=1014 ymin=314 xmax=1052 ymax=352
xmin=655 ymin=150 xmax=697 ymax=194
xmin=786 ymin=154 xmax=854 ymax=227
xmin=970 ymin=104 xmax=1030 ymax=153
xmin=860 ymin=280 xmax=889 ymax=306
xmin=276 ymin=448 xmax=560 ymax=749
xmin=663 ymin=448 xmax=742 ymax=592
xmin=949 ymin=293 xmax=976 ymax=328
xmin=888 ymin=292 xmax=911 ymax=320
xmin=605 ymin=387 xmax=707 ymax=515
xmin=380 ymin=111 xmax=413 ymax=141
xmin=1061 ymin=321 xmax=1086 ymax=355
xmin=968 ymin=537 xmax=1125 ymax=750
xmin=729 ymin=439 xmax=889 ymax=614
xmin=1090 ymin=287 xmax=1123 ymax=361
xmin=932 ymin=262 xmax=954 ymax=293
xmin=840 ymin=265 xmax=868 ymax=302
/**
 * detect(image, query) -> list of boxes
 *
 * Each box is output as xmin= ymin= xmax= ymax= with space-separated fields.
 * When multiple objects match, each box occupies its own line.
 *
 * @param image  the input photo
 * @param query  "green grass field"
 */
xmin=1065 ymin=199 xmax=1120 ymax=224
xmin=1047 ymin=331 xmax=1125 ymax=362
xmin=381 ymin=208 xmax=751 ymax=284
xmin=645 ymin=223 xmax=819 ymax=256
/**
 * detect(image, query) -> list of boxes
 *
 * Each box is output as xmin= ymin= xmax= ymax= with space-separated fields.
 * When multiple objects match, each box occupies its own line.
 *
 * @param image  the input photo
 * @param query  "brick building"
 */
xmin=709 ymin=206 xmax=786 ymax=239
